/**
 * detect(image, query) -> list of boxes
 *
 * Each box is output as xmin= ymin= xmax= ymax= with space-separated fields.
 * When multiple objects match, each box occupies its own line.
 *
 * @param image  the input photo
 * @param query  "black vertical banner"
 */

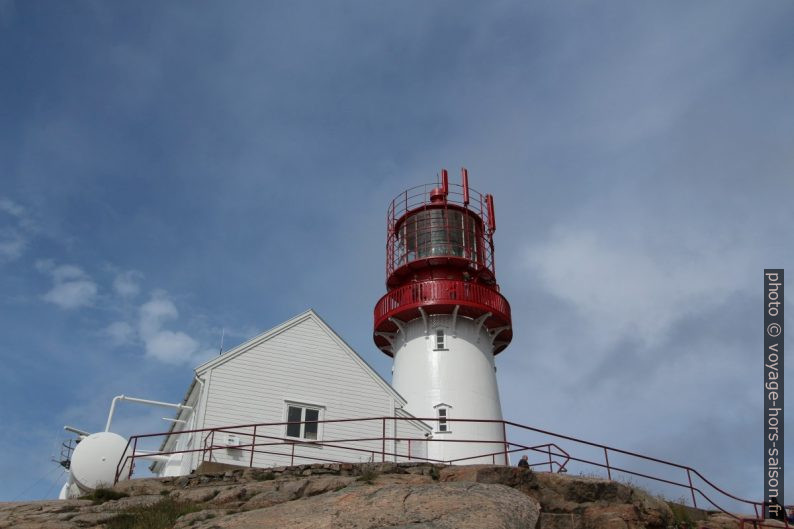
xmin=764 ymin=269 xmax=784 ymax=519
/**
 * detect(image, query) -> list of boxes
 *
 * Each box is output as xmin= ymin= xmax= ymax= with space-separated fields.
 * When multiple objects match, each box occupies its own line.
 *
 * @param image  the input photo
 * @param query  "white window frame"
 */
xmin=434 ymin=329 xmax=448 ymax=351
xmin=433 ymin=403 xmax=452 ymax=434
xmin=284 ymin=401 xmax=325 ymax=442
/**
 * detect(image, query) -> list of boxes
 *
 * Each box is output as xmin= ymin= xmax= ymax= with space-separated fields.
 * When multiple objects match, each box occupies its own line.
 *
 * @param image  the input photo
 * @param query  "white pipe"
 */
xmin=63 ymin=425 xmax=90 ymax=438
xmin=105 ymin=395 xmax=193 ymax=432
xmin=192 ymin=375 xmax=205 ymax=430
xmin=162 ymin=418 xmax=187 ymax=424
xmin=133 ymin=451 xmax=170 ymax=462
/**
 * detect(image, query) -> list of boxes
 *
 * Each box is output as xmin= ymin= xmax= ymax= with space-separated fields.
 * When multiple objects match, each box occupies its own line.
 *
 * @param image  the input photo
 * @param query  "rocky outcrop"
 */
xmin=0 ymin=462 xmax=747 ymax=529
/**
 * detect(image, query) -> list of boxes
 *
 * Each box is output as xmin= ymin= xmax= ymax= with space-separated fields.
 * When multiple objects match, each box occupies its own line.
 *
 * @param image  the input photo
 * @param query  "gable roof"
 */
xmin=194 ymin=308 xmax=406 ymax=406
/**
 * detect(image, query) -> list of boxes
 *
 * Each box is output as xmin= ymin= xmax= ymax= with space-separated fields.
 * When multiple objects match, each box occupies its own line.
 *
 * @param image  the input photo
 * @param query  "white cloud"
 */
xmin=143 ymin=330 xmax=199 ymax=364
xmin=139 ymin=290 xmax=178 ymax=337
xmin=39 ymin=263 xmax=98 ymax=309
xmin=105 ymin=321 xmax=134 ymax=346
xmin=524 ymin=226 xmax=749 ymax=351
xmin=0 ymin=198 xmax=24 ymax=217
xmin=137 ymin=290 xmax=203 ymax=364
xmin=0 ymin=227 xmax=25 ymax=261
xmin=0 ymin=198 xmax=35 ymax=262
xmin=113 ymin=270 xmax=142 ymax=298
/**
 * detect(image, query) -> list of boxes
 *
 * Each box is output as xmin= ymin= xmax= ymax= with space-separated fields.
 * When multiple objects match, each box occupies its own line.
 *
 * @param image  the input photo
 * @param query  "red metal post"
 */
xmin=548 ymin=446 xmax=553 ymax=472
xmin=441 ymin=169 xmax=448 ymax=196
xmin=128 ymin=437 xmax=138 ymax=480
xmin=687 ymin=468 xmax=698 ymax=508
xmin=249 ymin=425 xmax=257 ymax=468
xmin=461 ymin=168 xmax=469 ymax=205
xmin=486 ymin=194 xmax=496 ymax=232
xmin=502 ymin=421 xmax=508 ymax=465
xmin=210 ymin=430 xmax=215 ymax=462
xmin=604 ymin=447 xmax=612 ymax=480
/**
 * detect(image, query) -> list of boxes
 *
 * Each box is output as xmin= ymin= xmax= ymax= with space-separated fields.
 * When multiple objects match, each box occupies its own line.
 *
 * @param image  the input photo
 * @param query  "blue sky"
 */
xmin=1 ymin=0 xmax=792 ymax=506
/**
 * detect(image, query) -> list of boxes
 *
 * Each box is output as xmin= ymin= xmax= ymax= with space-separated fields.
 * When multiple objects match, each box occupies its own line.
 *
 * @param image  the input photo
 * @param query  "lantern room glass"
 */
xmin=397 ymin=208 xmax=482 ymax=266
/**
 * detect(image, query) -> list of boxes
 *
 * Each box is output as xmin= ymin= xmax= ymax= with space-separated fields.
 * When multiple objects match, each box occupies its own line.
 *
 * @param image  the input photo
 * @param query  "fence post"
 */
xmin=249 ymin=425 xmax=257 ymax=468
xmin=210 ymin=431 xmax=215 ymax=463
xmin=382 ymin=418 xmax=386 ymax=462
xmin=291 ymin=442 xmax=295 ymax=466
xmin=604 ymin=448 xmax=612 ymax=480
xmin=127 ymin=437 xmax=138 ymax=480
xmin=547 ymin=445 xmax=553 ymax=472
xmin=408 ymin=439 xmax=411 ymax=461
xmin=500 ymin=421 xmax=506 ymax=465
xmin=686 ymin=469 xmax=697 ymax=508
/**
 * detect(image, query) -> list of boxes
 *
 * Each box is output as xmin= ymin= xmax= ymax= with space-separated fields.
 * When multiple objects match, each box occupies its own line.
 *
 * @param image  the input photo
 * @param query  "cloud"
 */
xmin=0 ymin=228 xmax=25 ymax=261
xmin=523 ymin=225 xmax=750 ymax=353
xmin=142 ymin=330 xmax=199 ymax=364
xmin=0 ymin=198 xmax=34 ymax=262
xmin=113 ymin=270 xmax=142 ymax=298
xmin=137 ymin=290 xmax=204 ymax=364
xmin=104 ymin=321 xmax=134 ymax=346
xmin=38 ymin=262 xmax=98 ymax=309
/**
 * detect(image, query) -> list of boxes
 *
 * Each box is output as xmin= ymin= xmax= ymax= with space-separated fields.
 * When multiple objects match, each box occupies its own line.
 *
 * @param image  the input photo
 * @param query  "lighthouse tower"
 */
xmin=373 ymin=168 xmax=512 ymax=464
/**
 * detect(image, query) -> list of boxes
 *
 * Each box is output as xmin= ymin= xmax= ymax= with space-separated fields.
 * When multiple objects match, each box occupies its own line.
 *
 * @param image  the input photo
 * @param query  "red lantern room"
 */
xmin=373 ymin=168 xmax=513 ymax=355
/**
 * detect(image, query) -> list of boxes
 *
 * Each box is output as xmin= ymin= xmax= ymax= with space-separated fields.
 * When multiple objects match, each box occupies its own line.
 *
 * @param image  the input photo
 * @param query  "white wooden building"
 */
xmin=152 ymin=309 xmax=429 ymax=476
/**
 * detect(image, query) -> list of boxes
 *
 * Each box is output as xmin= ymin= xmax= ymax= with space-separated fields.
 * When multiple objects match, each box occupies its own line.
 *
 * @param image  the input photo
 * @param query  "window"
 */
xmin=435 ymin=329 xmax=446 ymax=350
xmin=434 ymin=403 xmax=452 ymax=433
xmin=437 ymin=408 xmax=448 ymax=432
xmin=285 ymin=404 xmax=322 ymax=440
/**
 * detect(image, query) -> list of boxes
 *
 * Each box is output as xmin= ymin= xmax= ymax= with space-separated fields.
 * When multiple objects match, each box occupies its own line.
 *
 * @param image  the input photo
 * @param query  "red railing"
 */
xmin=114 ymin=416 xmax=788 ymax=526
xmin=385 ymin=183 xmax=496 ymax=280
xmin=373 ymin=279 xmax=511 ymax=330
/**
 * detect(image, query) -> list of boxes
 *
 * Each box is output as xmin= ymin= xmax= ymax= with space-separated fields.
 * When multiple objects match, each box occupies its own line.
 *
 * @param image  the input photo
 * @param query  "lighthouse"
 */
xmin=373 ymin=168 xmax=513 ymax=464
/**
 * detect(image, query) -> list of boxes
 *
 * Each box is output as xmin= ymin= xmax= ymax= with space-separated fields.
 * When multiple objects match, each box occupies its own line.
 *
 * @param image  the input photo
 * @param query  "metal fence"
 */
xmin=114 ymin=416 xmax=790 ymax=527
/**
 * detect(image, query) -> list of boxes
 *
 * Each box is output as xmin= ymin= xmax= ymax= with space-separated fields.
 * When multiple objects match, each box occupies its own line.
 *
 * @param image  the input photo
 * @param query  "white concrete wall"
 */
xmin=391 ymin=313 xmax=508 ymax=464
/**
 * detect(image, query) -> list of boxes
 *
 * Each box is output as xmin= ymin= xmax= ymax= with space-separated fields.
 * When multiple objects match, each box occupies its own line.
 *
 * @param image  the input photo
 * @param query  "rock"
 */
xmin=173 ymin=509 xmax=229 ymax=529
xmin=65 ymin=510 xmax=119 ymax=526
xmin=189 ymin=482 xmax=540 ymax=529
xmin=539 ymin=512 xmax=583 ymax=529
xmin=303 ymin=475 xmax=356 ymax=496
xmin=703 ymin=513 xmax=743 ymax=529
xmin=0 ymin=463 xmax=726 ymax=529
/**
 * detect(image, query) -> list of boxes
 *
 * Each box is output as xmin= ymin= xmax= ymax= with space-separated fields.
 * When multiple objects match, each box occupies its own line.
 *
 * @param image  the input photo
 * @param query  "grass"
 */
xmin=251 ymin=470 xmax=276 ymax=481
xmin=668 ymin=503 xmax=694 ymax=529
xmin=81 ymin=488 xmax=129 ymax=504
xmin=429 ymin=466 xmax=440 ymax=481
xmin=105 ymin=498 xmax=203 ymax=529
xmin=356 ymin=467 xmax=379 ymax=484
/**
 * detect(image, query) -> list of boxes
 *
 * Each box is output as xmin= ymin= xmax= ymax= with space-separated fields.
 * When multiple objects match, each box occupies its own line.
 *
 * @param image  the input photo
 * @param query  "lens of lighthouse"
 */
xmin=397 ymin=209 xmax=481 ymax=265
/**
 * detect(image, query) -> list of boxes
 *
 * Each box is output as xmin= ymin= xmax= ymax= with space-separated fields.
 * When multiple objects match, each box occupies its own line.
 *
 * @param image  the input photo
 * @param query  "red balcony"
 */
xmin=373 ymin=279 xmax=512 ymax=355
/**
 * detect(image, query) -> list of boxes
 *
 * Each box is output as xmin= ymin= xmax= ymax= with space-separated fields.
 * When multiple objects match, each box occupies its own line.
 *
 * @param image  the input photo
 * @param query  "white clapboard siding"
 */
xmin=187 ymin=310 xmax=429 ymax=469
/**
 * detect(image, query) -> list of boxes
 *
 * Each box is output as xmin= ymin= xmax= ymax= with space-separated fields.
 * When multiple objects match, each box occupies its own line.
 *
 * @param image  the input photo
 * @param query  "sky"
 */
xmin=0 ymin=0 xmax=792 ymax=509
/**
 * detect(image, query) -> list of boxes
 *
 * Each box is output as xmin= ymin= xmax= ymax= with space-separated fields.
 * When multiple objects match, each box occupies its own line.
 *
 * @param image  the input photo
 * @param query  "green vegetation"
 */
xmin=81 ymin=487 xmax=129 ymax=504
xmin=105 ymin=498 xmax=202 ymax=529
xmin=428 ymin=466 xmax=440 ymax=481
xmin=251 ymin=470 xmax=276 ymax=481
xmin=668 ymin=501 xmax=695 ymax=529
xmin=356 ymin=467 xmax=379 ymax=484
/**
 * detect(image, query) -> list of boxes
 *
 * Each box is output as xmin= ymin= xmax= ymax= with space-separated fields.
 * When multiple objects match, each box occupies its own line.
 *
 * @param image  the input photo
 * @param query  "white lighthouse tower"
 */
xmin=373 ymin=169 xmax=512 ymax=464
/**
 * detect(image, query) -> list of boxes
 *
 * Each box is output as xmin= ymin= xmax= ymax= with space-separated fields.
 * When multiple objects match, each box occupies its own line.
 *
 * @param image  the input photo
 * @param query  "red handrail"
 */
xmin=113 ymin=415 xmax=785 ymax=525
